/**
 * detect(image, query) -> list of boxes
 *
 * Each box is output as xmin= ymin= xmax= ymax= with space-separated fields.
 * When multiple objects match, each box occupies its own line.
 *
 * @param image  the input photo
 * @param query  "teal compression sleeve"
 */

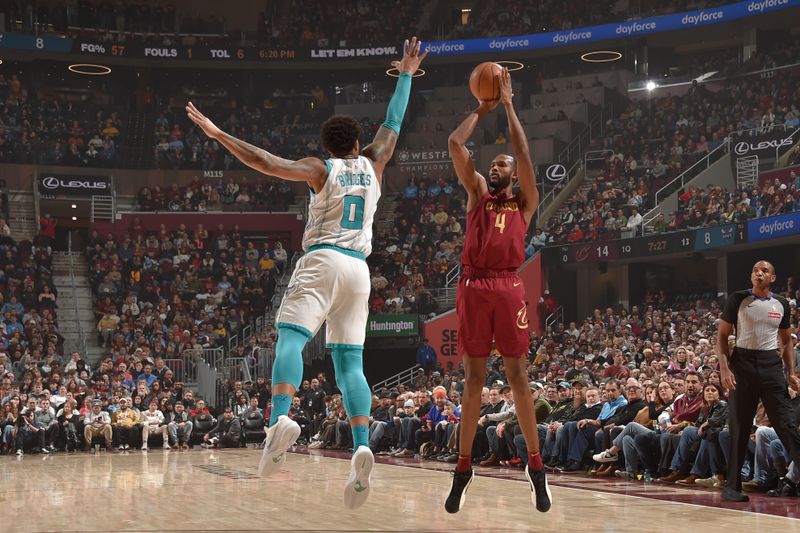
xmin=330 ymin=345 xmax=371 ymax=418
xmin=382 ymin=72 xmax=412 ymax=134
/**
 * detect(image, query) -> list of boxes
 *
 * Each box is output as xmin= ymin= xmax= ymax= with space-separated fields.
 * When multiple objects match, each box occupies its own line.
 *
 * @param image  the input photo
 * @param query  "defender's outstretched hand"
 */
xmin=186 ymin=101 xmax=222 ymax=140
xmin=391 ymin=36 xmax=428 ymax=75
xmin=499 ymin=67 xmax=513 ymax=106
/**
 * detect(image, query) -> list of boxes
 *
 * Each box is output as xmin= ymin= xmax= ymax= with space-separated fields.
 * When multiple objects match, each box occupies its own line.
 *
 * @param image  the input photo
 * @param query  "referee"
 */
xmin=718 ymin=260 xmax=800 ymax=502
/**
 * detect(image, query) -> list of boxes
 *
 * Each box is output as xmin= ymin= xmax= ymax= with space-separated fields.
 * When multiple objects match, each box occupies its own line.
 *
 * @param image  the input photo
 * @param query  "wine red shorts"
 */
xmin=456 ymin=269 xmax=529 ymax=359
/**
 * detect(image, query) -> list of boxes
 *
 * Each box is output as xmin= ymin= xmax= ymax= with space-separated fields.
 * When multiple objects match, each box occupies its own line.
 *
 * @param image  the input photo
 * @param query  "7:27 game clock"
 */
xmin=619 ymin=232 xmax=695 ymax=258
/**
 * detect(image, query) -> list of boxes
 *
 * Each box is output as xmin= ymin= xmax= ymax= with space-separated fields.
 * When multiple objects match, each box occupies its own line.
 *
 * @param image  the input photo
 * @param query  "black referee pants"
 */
xmin=726 ymin=348 xmax=800 ymax=491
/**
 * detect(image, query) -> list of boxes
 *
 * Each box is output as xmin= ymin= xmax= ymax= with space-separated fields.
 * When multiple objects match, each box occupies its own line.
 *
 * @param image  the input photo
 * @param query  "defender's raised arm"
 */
xmin=363 ymin=37 xmax=427 ymax=178
xmin=186 ymin=101 xmax=327 ymax=188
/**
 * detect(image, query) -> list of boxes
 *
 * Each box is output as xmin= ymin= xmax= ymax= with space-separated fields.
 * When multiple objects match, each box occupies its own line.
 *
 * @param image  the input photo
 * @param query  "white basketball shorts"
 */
xmin=276 ymin=246 xmax=370 ymax=347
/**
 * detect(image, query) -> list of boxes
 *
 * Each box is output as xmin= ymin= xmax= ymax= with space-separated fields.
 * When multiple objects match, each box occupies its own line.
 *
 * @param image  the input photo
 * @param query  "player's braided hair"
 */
xmin=321 ymin=115 xmax=361 ymax=158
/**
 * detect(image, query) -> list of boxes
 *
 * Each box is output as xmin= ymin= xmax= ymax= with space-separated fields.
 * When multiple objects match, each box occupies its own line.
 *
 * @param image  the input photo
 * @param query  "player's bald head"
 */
xmin=494 ymin=153 xmax=517 ymax=169
xmin=753 ymin=260 xmax=775 ymax=274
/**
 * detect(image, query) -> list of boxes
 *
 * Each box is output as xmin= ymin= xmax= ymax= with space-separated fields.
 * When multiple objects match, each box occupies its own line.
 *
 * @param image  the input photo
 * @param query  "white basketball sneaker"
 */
xmin=258 ymin=415 xmax=301 ymax=477
xmin=343 ymin=446 xmax=374 ymax=510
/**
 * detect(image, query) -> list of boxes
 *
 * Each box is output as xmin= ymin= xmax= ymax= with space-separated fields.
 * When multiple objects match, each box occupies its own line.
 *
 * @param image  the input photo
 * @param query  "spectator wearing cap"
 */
xmin=539 ymin=381 xmax=581 ymax=463
xmin=506 ymin=383 xmax=553 ymax=467
xmin=368 ymin=392 xmax=396 ymax=453
xmin=559 ymin=379 xmax=628 ymax=471
xmin=203 ymin=407 xmax=241 ymax=448
xmin=392 ymin=390 xmax=433 ymax=458
xmin=83 ymin=400 xmax=112 ymax=451
xmin=565 ymin=356 xmax=595 ymax=385
xmin=112 ymin=397 xmax=140 ymax=450
xmin=166 ymin=401 xmax=193 ymax=450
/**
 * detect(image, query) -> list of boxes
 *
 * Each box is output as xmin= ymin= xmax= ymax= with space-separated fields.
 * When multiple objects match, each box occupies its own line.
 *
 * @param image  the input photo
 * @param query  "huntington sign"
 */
xmin=366 ymin=314 xmax=419 ymax=338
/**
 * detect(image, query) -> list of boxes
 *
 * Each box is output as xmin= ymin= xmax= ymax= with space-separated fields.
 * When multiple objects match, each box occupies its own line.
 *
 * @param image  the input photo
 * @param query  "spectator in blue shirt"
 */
xmin=5 ymin=315 xmax=23 ymax=336
xmin=403 ymin=177 xmax=418 ymax=199
xmin=1 ymin=296 xmax=23 ymax=316
xmin=416 ymin=339 xmax=437 ymax=371
xmin=428 ymin=179 xmax=442 ymax=197
xmin=141 ymin=364 xmax=158 ymax=388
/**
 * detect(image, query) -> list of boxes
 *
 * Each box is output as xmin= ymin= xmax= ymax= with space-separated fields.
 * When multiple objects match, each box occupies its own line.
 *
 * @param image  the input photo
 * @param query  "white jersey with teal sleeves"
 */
xmin=301 ymin=155 xmax=380 ymax=259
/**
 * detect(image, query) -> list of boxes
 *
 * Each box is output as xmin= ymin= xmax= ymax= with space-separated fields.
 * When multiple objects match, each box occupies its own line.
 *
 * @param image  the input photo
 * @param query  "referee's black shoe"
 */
xmin=722 ymin=487 xmax=749 ymax=502
xmin=445 ymin=469 xmax=474 ymax=514
xmin=526 ymin=466 xmax=552 ymax=512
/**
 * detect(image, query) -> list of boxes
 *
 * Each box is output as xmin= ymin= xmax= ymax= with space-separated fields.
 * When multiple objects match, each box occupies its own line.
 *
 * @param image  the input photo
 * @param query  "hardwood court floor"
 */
xmin=1 ymin=447 xmax=799 ymax=533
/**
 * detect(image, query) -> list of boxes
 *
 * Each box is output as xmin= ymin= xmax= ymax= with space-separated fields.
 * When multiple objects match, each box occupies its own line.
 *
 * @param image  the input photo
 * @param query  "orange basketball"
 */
xmin=469 ymin=62 xmax=503 ymax=102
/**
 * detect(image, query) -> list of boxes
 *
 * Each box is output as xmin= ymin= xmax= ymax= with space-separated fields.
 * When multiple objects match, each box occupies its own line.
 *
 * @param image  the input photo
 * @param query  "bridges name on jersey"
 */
xmin=302 ymin=156 xmax=380 ymax=257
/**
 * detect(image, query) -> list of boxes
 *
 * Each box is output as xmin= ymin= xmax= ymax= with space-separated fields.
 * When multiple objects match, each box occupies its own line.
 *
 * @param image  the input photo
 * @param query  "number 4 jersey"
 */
xmin=462 ymin=190 xmax=528 ymax=271
xmin=302 ymin=156 xmax=380 ymax=257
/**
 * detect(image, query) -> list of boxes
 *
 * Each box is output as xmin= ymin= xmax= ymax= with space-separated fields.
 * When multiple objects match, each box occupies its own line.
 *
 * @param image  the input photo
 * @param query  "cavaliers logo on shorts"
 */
xmin=516 ymin=301 xmax=528 ymax=329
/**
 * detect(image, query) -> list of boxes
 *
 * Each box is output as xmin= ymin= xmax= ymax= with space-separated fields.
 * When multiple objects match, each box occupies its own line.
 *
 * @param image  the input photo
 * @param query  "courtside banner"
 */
xmin=421 ymin=0 xmax=799 ymax=57
xmin=747 ymin=211 xmax=800 ymax=242
xmin=366 ymin=314 xmax=419 ymax=338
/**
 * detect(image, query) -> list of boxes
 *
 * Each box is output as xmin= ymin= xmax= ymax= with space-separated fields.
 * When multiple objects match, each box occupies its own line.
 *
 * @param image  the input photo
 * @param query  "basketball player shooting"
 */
xmin=186 ymin=37 xmax=427 ymax=510
xmin=444 ymin=67 xmax=550 ymax=513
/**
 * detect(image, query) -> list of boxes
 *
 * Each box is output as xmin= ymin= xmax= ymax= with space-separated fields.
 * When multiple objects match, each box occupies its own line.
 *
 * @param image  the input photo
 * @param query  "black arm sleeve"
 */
xmin=778 ymin=296 xmax=790 ymax=330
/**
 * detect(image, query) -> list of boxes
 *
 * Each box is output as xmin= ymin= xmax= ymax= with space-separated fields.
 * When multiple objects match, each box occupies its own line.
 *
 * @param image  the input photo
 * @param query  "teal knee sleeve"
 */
xmin=272 ymin=326 xmax=309 ymax=390
xmin=330 ymin=345 xmax=371 ymax=418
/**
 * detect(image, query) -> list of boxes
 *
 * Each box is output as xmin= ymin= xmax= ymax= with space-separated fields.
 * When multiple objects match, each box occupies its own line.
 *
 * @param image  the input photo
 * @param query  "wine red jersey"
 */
xmin=461 ymin=190 xmax=528 ymax=271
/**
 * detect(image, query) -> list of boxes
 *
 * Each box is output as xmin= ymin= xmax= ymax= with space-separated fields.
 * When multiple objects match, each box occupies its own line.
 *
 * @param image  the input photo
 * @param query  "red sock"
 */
xmin=528 ymin=451 xmax=543 ymax=471
xmin=456 ymin=454 xmax=472 ymax=473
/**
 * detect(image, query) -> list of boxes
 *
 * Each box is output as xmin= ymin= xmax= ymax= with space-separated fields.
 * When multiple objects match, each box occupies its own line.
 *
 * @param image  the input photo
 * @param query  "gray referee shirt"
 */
xmin=721 ymin=290 xmax=790 ymax=351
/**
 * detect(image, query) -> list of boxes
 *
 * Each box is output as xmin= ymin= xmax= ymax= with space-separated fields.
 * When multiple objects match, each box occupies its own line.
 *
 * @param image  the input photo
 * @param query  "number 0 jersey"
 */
xmin=462 ymin=190 xmax=528 ymax=271
xmin=301 ymin=156 xmax=380 ymax=258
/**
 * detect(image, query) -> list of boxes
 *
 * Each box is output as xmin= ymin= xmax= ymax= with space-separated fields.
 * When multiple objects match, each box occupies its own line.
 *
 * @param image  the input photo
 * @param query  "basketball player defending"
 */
xmin=444 ymin=68 xmax=550 ymax=513
xmin=186 ymin=37 xmax=426 ymax=509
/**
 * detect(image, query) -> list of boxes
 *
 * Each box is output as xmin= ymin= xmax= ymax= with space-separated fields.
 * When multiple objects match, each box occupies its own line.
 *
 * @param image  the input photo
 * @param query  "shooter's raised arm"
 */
xmin=499 ymin=68 xmax=539 ymax=223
